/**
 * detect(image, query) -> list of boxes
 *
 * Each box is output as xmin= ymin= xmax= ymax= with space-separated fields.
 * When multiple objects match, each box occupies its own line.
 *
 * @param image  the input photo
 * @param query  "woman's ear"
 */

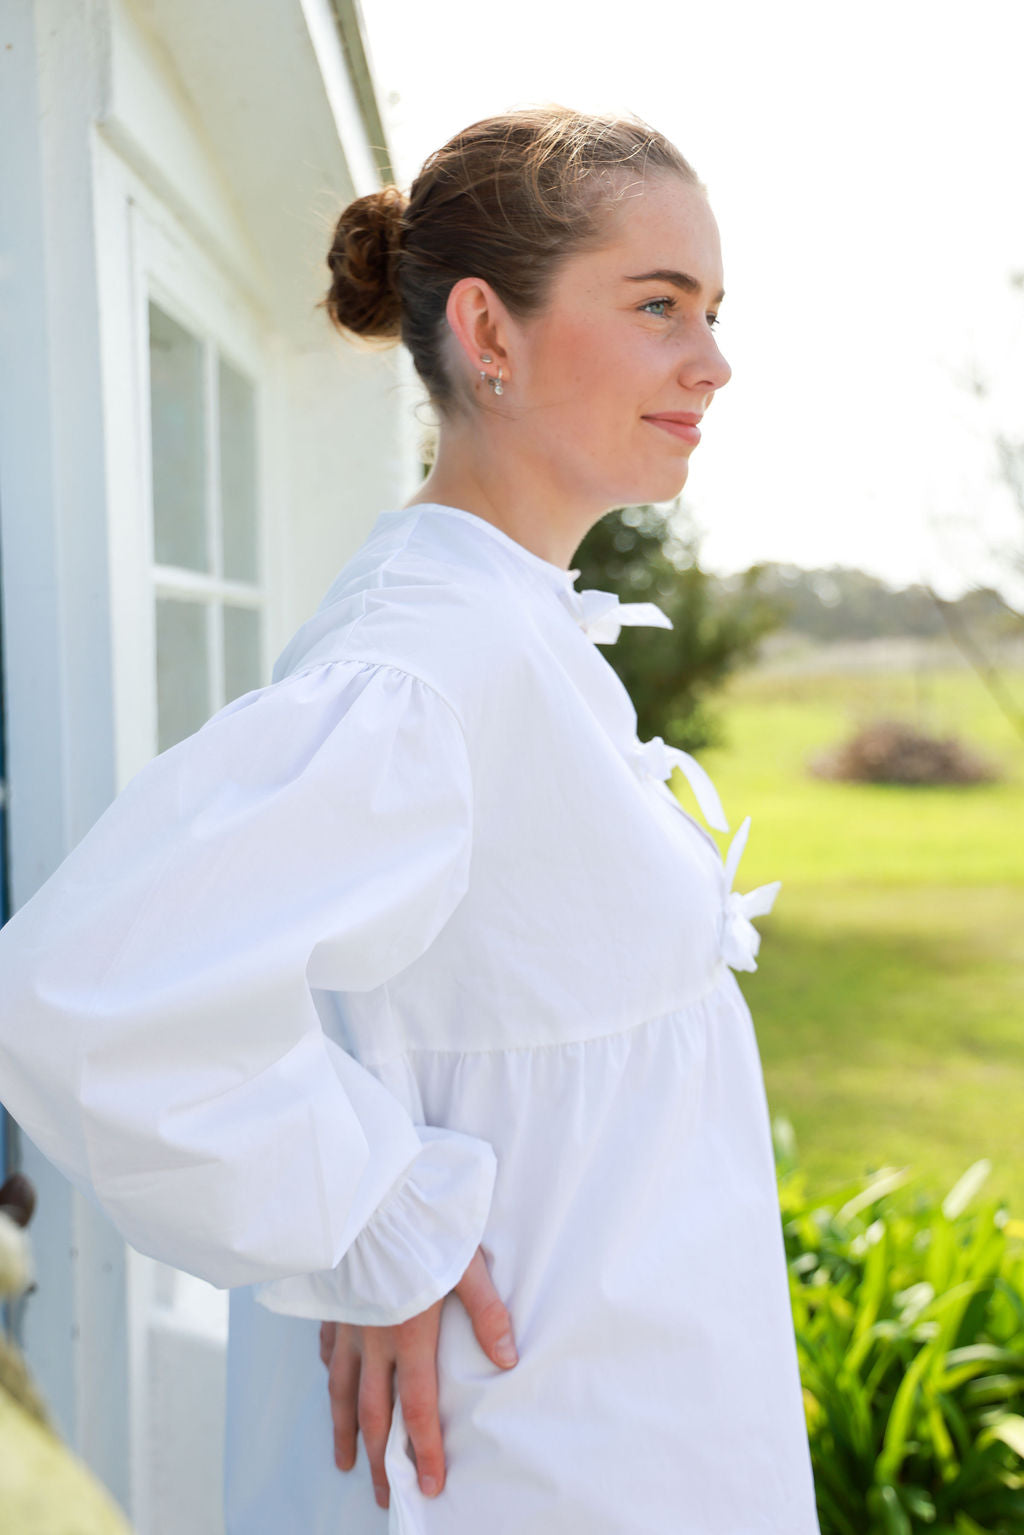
xmin=445 ymin=276 xmax=511 ymax=382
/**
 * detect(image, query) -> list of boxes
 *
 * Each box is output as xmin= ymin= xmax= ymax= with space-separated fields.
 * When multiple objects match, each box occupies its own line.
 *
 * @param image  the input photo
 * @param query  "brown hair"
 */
xmin=322 ymin=103 xmax=700 ymax=418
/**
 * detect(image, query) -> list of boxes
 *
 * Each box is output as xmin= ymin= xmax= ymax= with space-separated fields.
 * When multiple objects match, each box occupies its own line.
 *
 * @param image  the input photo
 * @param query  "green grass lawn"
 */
xmin=680 ymin=663 xmax=1024 ymax=1212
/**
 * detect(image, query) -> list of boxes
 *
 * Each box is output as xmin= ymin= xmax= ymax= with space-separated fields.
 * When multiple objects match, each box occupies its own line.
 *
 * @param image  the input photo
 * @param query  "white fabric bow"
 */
xmin=629 ymin=735 xmax=730 ymax=833
xmin=561 ymin=586 xmax=674 ymax=645
xmin=719 ymin=816 xmax=782 ymax=973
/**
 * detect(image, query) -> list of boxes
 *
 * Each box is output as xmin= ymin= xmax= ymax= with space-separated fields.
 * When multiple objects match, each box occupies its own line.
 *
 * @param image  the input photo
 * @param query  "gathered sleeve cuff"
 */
xmin=254 ymin=1122 xmax=497 ymax=1326
xmin=0 ymin=659 xmax=494 ymax=1308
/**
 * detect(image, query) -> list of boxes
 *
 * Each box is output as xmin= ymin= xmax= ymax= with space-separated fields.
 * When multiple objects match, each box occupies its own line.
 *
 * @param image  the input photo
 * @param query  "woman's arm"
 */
xmin=0 ymin=658 xmax=495 ymax=1324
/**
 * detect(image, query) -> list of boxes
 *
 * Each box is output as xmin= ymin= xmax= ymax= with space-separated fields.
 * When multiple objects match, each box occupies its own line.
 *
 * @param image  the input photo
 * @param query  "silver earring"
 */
xmin=478 ymin=356 xmax=505 ymax=395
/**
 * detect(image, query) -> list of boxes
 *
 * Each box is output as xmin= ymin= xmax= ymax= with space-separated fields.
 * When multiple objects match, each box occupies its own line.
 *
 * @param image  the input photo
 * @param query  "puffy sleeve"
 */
xmin=0 ymin=659 xmax=495 ymax=1326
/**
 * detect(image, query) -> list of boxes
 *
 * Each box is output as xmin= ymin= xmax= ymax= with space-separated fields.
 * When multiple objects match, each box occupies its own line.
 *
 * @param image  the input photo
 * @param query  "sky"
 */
xmin=357 ymin=0 xmax=1024 ymax=602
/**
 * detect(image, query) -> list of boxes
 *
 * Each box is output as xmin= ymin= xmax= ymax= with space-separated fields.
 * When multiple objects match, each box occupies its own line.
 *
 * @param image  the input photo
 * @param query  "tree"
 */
xmin=930 ymin=271 xmax=1024 ymax=743
xmin=572 ymin=500 xmax=783 ymax=752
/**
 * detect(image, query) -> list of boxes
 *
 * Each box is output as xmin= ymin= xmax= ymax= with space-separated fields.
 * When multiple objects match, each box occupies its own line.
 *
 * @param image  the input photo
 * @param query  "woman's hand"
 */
xmin=319 ymin=1245 xmax=517 ymax=1509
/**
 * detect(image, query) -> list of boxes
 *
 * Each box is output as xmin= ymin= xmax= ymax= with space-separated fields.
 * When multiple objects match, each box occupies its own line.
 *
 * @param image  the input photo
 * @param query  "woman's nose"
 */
xmin=680 ymin=331 xmax=732 ymax=395
xmin=710 ymin=342 xmax=732 ymax=390
xmin=699 ymin=334 xmax=732 ymax=392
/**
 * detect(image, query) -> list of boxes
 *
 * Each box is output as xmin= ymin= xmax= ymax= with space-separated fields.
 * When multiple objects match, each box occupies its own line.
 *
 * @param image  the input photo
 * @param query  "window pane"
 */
xmin=149 ymin=303 xmax=208 ymax=571
xmin=223 ymin=605 xmax=262 ymax=704
xmin=156 ymin=598 xmax=210 ymax=752
xmin=218 ymin=357 xmax=259 ymax=582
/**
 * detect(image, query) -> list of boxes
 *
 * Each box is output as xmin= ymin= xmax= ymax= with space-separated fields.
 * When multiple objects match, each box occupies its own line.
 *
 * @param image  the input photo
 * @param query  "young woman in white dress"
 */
xmin=0 ymin=106 xmax=821 ymax=1532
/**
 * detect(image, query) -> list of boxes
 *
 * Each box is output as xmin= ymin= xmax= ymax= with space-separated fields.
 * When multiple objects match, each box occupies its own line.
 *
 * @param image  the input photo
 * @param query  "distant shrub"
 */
xmin=809 ymin=720 xmax=1000 ymax=786
xmin=774 ymin=1118 xmax=1024 ymax=1534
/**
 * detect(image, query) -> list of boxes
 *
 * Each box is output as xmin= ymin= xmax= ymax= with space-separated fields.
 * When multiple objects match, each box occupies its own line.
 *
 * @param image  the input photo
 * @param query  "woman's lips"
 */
xmin=643 ymin=416 xmax=701 ymax=445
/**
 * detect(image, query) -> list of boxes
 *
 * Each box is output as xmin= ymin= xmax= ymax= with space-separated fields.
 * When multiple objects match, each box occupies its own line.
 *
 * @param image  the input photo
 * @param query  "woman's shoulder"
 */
xmin=271 ymin=506 xmax=558 ymax=719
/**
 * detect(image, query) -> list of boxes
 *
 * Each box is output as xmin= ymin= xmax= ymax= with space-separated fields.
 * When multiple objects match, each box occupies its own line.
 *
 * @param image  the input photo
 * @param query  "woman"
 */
xmin=0 ymin=106 xmax=820 ymax=1533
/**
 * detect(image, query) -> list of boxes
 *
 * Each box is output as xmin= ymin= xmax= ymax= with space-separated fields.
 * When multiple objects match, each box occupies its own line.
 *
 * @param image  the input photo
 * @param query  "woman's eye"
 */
xmin=639 ymin=297 xmax=721 ymax=330
xmin=639 ymin=297 xmax=675 ymax=318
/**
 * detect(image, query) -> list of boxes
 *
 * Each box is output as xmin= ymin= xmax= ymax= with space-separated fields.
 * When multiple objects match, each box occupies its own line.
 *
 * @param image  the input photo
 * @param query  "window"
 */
xmin=148 ymin=300 xmax=264 ymax=753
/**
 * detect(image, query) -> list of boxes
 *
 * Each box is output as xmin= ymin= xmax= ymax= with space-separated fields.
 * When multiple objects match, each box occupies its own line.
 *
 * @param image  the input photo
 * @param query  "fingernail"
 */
xmin=420 ymin=1475 xmax=440 ymax=1496
xmin=494 ymin=1331 xmax=518 ymax=1366
xmin=374 ymin=1485 xmax=389 ymax=1509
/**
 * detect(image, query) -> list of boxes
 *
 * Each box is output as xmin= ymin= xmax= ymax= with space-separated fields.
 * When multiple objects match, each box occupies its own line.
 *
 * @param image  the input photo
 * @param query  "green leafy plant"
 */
xmin=773 ymin=1118 xmax=1024 ymax=1534
xmin=572 ymin=501 xmax=782 ymax=751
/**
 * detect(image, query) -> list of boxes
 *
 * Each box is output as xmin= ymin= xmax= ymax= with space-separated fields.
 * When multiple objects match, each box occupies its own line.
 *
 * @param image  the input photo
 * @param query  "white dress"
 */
xmin=0 ymin=501 xmax=821 ymax=1534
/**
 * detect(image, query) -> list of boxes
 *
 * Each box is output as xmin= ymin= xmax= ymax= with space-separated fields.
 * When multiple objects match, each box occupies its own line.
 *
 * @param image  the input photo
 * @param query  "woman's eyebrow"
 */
xmin=624 ymin=269 xmax=725 ymax=304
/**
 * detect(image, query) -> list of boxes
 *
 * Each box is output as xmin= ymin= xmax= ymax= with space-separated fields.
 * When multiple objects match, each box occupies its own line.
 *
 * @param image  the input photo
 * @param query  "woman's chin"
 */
xmin=629 ymin=461 xmax=690 ymax=506
xmin=595 ymin=458 xmax=690 ymax=514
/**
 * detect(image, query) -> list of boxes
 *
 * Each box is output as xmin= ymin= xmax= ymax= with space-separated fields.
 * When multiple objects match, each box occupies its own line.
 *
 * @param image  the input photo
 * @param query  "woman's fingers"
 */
xmin=394 ymin=1305 xmax=445 ymax=1499
xmin=358 ymin=1338 xmax=395 ymax=1510
xmin=326 ymin=1327 xmax=361 ymax=1473
xmin=318 ymin=1255 xmax=515 ymax=1506
xmin=319 ymin=1320 xmax=338 ymax=1369
xmin=454 ymin=1246 xmax=518 ymax=1369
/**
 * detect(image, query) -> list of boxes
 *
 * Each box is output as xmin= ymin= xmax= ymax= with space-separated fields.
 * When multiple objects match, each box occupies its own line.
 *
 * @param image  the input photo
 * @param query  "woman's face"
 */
xmin=510 ymin=174 xmax=732 ymax=510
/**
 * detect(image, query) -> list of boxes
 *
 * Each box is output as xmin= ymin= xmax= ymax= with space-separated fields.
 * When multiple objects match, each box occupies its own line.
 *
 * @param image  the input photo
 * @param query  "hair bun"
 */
xmin=323 ymin=184 xmax=407 ymax=341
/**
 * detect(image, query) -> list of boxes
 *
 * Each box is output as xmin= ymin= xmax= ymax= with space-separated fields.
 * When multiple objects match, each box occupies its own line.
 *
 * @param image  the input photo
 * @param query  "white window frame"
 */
xmin=94 ymin=134 xmax=279 ymax=785
xmin=136 ymin=210 xmax=271 ymax=753
xmin=148 ymin=296 xmax=267 ymax=745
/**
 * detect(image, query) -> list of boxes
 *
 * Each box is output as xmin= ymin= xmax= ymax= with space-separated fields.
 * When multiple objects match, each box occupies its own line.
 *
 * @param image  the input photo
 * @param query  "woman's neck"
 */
xmin=404 ymin=436 xmax=606 ymax=572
